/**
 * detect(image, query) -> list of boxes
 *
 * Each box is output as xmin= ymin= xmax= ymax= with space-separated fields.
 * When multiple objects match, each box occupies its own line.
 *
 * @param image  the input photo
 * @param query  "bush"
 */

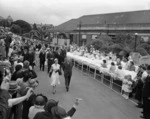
xmin=10 ymin=24 xmax=21 ymax=35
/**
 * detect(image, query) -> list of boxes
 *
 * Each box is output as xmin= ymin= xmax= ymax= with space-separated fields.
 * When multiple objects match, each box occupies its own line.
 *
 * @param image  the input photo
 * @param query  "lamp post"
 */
xmin=134 ymin=33 xmax=138 ymax=52
xmin=79 ymin=21 xmax=82 ymax=46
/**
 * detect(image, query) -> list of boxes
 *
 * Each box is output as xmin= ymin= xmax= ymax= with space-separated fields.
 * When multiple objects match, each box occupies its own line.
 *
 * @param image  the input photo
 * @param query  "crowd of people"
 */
xmin=0 ymin=31 xmax=78 ymax=119
xmin=70 ymin=44 xmax=150 ymax=119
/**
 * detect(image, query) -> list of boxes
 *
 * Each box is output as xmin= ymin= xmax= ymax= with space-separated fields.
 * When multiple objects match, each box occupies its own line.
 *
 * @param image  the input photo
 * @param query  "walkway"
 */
xmin=35 ymin=67 xmax=141 ymax=119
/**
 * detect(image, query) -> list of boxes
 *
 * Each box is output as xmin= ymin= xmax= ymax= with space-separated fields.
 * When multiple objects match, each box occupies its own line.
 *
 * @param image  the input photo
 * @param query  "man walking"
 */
xmin=47 ymin=48 xmax=54 ymax=73
xmin=39 ymin=49 xmax=46 ymax=71
xmin=63 ymin=57 xmax=73 ymax=92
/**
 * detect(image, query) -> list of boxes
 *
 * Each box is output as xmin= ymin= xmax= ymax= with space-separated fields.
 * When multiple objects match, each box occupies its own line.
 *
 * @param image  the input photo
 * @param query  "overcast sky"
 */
xmin=0 ymin=0 xmax=150 ymax=26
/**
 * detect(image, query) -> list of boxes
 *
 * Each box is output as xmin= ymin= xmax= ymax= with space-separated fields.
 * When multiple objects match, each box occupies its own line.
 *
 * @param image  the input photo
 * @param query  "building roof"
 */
xmin=54 ymin=19 xmax=80 ymax=32
xmin=55 ymin=10 xmax=150 ymax=32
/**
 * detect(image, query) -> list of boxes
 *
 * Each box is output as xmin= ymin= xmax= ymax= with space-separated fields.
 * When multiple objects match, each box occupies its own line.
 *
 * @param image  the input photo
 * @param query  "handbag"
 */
xmin=55 ymin=69 xmax=62 ymax=75
xmin=58 ymin=70 xmax=62 ymax=75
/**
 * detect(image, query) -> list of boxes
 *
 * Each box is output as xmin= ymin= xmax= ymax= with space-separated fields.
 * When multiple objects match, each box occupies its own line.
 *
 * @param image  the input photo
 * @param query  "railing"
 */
xmin=71 ymin=58 xmax=138 ymax=104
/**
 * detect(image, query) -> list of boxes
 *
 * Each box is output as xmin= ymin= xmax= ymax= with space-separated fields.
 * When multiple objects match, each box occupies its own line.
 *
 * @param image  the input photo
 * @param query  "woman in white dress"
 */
xmin=49 ymin=58 xmax=60 ymax=94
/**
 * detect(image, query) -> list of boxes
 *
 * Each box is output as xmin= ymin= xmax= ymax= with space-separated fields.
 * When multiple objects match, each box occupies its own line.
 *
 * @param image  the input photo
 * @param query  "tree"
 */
xmin=13 ymin=20 xmax=31 ymax=34
xmin=33 ymin=23 xmax=37 ymax=30
xmin=0 ymin=19 xmax=10 ymax=28
xmin=86 ymin=35 xmax=112 ymax=52
xmin=10 ymin=24 xmax=22 ymax=34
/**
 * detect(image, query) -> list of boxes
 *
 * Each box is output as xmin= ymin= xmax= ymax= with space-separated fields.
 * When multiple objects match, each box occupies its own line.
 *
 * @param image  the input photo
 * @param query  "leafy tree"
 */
xmin=33 ymin=23 xmax=37 ymax=30
xmin=13 ymin=20 xmax=31 ymax=34
xmin=86 ymin=35 xmax=112 ymax=52
xmin=0 ymin=19 xmax=10 ymax=28
xmin=10 ymin=24 xmax=22 ymax=34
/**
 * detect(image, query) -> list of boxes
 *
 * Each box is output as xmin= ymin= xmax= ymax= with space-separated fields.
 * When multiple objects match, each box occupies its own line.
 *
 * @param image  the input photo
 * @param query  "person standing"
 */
xmin=49 ymin=58 xmax=61 ymax=94
xmin=47 ymin=48 xmax=54 ymax=74
xmin=63 ymin=58 xmax=73 ymax=92
xmin=39 ymin=49 xmax=46 ymax=71
xmin=141 ymin=65 xmax=150 ymax=119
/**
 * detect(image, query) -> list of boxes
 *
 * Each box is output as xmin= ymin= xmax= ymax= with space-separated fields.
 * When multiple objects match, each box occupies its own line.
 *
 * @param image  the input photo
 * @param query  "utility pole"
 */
xmin=134 ymin=33 xmax=138 ymax=52
xmin=79 ymin=21 xmax=82 ymax=46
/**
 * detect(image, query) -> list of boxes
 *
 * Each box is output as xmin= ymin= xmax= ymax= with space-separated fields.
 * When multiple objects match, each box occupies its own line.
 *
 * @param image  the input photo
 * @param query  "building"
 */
xmin=54 ymin=10 xmax=150 ymax=46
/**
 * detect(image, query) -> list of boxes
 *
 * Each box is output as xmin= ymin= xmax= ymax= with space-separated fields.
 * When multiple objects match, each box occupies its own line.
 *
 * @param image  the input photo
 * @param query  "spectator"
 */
xmin=122 ymin=75 xmax=133 ymax=99
xmin=33 ymin=99 xmax=59 ymax=119
xmin=51 ymin=98 xmax=81 ymax=119
xmin=11 ymin=64 xmax=23 ymax=81
xmin=109 ymin=62 xmax=116 ymax=73
xmin=101 ymin=60 xmax=107 ymax=68
xmin=28 ymin=94 xmax=48 ymax=119
xmin=127 ymin=61 xmax=135 ymax=71
xmin=115 ymin=66 xmax=125 ymax=79
xmin=0 ymin=70 xmax=33 ymax=119
xmin=141 ymin=65 xmax=150 ymax=119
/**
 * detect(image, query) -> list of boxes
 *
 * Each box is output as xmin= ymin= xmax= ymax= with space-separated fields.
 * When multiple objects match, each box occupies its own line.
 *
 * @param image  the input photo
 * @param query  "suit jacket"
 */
xmin=63 ymin=59 xmax=73 ymax=77
xmin=39 ymin=52 xmax=46 ymax=62
xmin=55 ymin=52 xmax=63 ymax=65
xmin=142 ymin=75 xmax=150 ymax=97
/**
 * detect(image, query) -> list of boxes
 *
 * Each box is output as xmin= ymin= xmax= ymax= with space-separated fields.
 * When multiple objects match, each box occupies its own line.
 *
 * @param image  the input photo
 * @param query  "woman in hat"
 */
xmin=49 ymin=58 xmax=61 ymax=94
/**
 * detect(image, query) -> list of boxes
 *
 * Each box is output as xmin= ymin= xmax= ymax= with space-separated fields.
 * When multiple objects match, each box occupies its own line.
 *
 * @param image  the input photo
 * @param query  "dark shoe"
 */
xmin=140 ymin=115 xmax=146 ymax=118
xmin=136 ymin=104 xmax=143 ymax=108
xmin=66 ymin=87 xmax=69 ymax=92
xmin=53 ymin=90 xmax=56 ymax=94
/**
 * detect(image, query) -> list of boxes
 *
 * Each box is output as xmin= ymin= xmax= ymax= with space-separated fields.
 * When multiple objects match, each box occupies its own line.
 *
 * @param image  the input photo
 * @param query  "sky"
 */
xmin=0 ymin=0 xmax=150 ymax=26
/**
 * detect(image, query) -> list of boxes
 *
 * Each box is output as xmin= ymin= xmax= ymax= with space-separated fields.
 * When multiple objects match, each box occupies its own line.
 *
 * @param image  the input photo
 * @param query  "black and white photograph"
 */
xmin=0 ymin=0 xmax=150 ymax=119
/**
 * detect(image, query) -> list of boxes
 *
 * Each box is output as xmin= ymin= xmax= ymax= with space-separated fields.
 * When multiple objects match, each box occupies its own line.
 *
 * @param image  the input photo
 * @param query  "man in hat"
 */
xmin=0 ymin=71 xmax=33 ymax=119
xmin=51 ymin=98 xmax=81 ymax=119
xmin=141 ymin=65 xmax=150 ymax=119
xmin=28 ymin=94 xmax=48 ymax=119
xmin=33 ymin=99 xmax=58 ymax=119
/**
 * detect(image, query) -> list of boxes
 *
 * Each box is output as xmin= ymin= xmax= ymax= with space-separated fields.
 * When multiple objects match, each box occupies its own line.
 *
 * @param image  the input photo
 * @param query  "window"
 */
xmin=82 ymin=35 xmax=87 ymax=39
xmin=92 ymin=35 xmax=97 ymax=40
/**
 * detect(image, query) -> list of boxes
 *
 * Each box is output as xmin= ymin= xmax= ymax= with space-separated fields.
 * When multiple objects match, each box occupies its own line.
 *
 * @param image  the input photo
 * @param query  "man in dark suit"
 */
xmin=47 ymin=48 xmax=54 ymax=73
xmin=39 ymin=49 xmax=46 ymax=71
xmin=141 ymin=65 xmax=150 ymax=119
xmin=63 ymin=57 xmax=73 ymax=92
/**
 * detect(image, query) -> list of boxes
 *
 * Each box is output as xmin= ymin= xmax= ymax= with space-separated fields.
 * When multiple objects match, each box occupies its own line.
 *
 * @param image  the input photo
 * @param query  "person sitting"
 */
xmin=127 ymin=61 xmax=135 ymax=71
xmin=28 ymin=94 xmax=48 ymax=119
xmin=116 ymin=58 xmax=122 ymax=66
xmin=109 ymin=62 xmax=116 ymax=73
xmin=115 ymin=66 xmax=125 ymax=80
xmin=101 ymin=60 xmax=107 ymax=68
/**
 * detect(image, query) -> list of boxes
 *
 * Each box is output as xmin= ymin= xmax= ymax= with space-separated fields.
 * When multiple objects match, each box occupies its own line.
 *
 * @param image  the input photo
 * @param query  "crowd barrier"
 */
xmin=69 ymin=55 xmax=138 ymax=104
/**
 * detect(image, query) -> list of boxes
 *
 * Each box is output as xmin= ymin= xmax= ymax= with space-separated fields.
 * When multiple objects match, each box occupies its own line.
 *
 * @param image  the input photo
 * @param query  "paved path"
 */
xmin=35 ymin=67 xmax=142 ymax=119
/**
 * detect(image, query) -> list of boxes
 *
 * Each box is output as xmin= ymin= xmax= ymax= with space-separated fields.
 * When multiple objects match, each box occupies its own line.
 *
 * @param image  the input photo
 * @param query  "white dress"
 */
xmin=50 ymin=64 xmax=60 ymax=86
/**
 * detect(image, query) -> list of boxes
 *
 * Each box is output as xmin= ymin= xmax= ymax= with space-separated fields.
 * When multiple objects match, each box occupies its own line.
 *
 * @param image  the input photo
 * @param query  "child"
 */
xmin=122 ymin=75 xmax=133 ymax=99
